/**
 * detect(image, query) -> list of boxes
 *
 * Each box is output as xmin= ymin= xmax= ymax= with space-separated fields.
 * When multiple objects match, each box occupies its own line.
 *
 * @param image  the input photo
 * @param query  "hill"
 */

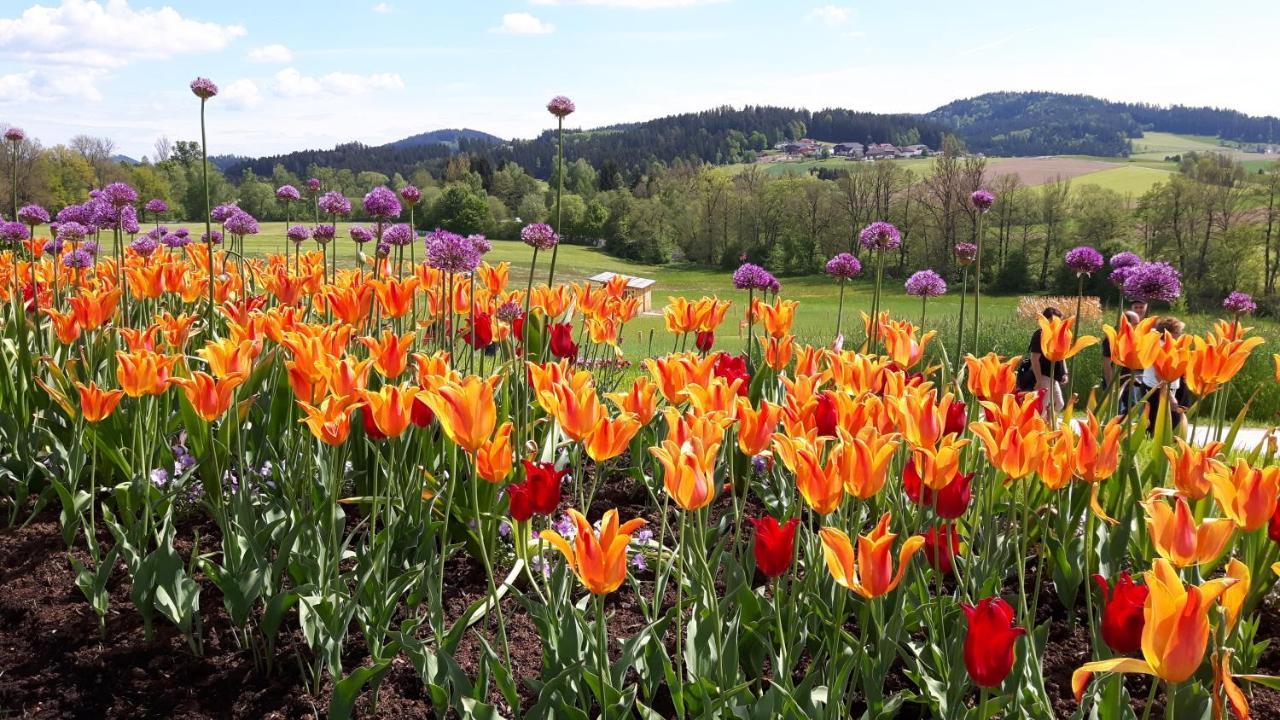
xmin=387 ymin=128 xmax=505 ymax=149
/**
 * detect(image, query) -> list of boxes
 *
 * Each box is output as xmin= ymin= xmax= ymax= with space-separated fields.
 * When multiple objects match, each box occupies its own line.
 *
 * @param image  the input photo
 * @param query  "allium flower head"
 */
xmin=520 ymin=222 xmax=559 ymax=250
xmin=376 ymin=241 xmax=391 ymax=258
xmin=468 ymin=234 xmax=492 ymax=254
xmin=732 ymin=262 xmax=776 ymax=291
xmin=859 ymin=221 xmax=901 ymax=251
xmin=496 ymin=300 xmax=524 ymax=323
xmin=312 ymin=224 xmax=336 ymax=244
xmin=161 ymin=233 xmax=190 ymax=248
xmin=1223 ymin=291 xmax=1257 ymax=315
xmin=129 ymin=236 xmax=159 ymax=257
xmin=210 ymin=203 xmax=238 ymax=224
xmin=1122 ymin=261 xmax=1182 ymax=303
xmin=348 ymin=225 xmax=373 ymax=244
xmin=101 ymin=182 xmax=138 ymax=207
xmin=62 ymin=248 xmax=94 ymax=269
xmin=318 ymin=191 xmax=351 ymax=216
xmin=275 ymin=185 xmax=301 ymax=202
xmin=4 ymin=127 xmax=24 ymax=142
xmin=905 ymin=269 xmax=947 ymax=297
xmin=383 ymin=223 xmax=414 ymax=247
xmin=1108 ymin=266 xmax=1133 ymax=288
xmin=56 ymin=204 xmax=91 ymax=225
xmin=306 ymin=178 xmax=321 ymax=193
xmin=546 ymin=95 xmax=576 ymax=118
xmin=120 ymin=206 xmax=139 ymax=234
xmin=0 ymin=220 xmax=30 ymax=244
xmin=954 ymin=242 xmax=978 ymax=266
xmin=286 ymin=225 xmax=311 ymax=243
xmin=81 ymin=240 xmax=99 ymax=256
xmin=1109 ymin=251 xmax=1141 ymax=270
xmin=17 ymin=204 xmax=49 ymax=225
xmin=825 ymin=252 xmax=862 ymax=280
xmin=970 ymin=189 xmax=995 ymax=212
xmin=190 ymin=77 xmax=218 ymax=99
xmin=174 ymin=227 xmax=189 ymax=238
xmin=201 ymin=230 xmax=223 ymax=245
xmin=399 ymin=185 xmax=421 ymax=206
xmin=426 ymin=229 xmax=481 ymax=273
xmin=222 ymin=210 xmax=260 ymax=236
xmin=362 ymin=186 xmax=401 ymax=220
xmin=42 ymin=238 xmax=62 ymax=256
xmin=56 ymin=221 xmax=87 ymax=244
xmin=1064 ymin=246 xmax=1104 ymax=275
xmin=144 ymin=198 xmax=168 ymax=215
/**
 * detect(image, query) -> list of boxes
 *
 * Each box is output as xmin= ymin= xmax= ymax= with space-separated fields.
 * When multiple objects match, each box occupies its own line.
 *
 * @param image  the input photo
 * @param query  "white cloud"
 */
xmin=221 ymin=78 xmax=261 ymax=109
xmin=0 ymin=67 xmax=104 ymax=103
xmin=494 ymin=12 xmax=555 ymax=35
xmin=247 ymin=44 xmax=292 ymax=64
xmin=807 ymin=5 xmax=850 ymax=24
xmin=270 ymin=67 xmax=405 ymax=98
xmin=372 ymin=2 xmax=392 ymax=13
xmin=531 ymin=0 xmax=727 ymax=6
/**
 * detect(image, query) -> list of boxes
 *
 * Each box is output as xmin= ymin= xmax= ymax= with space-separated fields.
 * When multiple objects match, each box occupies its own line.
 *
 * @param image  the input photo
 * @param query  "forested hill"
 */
xmin=223 ymin=106 xmax=946 ymax=180
xmin=387 ymin=128 xmax=505 ymax=149
xmin=926 ymin=91 xmax=1280 ymax=156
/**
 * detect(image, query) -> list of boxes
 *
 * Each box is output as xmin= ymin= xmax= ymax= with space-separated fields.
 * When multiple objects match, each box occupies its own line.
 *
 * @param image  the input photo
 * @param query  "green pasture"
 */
xmin=1071 ymin=165 xmax=1174 ymax=195
xmin=1129 ymin=131 xmax=1223 ymax=161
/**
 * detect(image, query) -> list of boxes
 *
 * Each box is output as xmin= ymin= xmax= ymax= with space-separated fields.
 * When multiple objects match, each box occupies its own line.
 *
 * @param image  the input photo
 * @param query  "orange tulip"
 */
xmin=119 ymin=324 xmax=161 ymax=352
xmin=198 ymin=338 xmax=261 ymax=378
xmin=827 ymin=351 xmax=892 ymax=394
xmin=540 ymin=508 xmax=647 ymax=595
xmin=1038 ymin=428 xmax=1077 ymax=491
xmin=359 ymin=384 xmax=419 ymax=438
xmin=893 ymin=385 xmax=956 ymax=449
xmin=361 ymin=330 xmax=415 ymax=379
xmin=423 ymin=376 xmax=499 ymax=454
xmin=46 ymin=308 xmax=81 ymax=344
xmin=322 ymin=356 xmax=374 ymax=398
xmin=979 ymin=392 xmax=1047 ymax=437
xmin=1102 ymin=316 xmax=1158 ymax=371
xmin=157 ymin=311 xmax=199 ymax=350
xmin=371 ymin=276 xmax=418 ymax=319
xmin=764 ymin=335 xmax=794 ymax=371
xmin=1221 ymin=559 xmax=1250 ymax=632
xmin=172 ymin=371 xmax=246 ymax=422
xmin=1186 ymin=334 xmax=1264 ymax=396
xmin=907 ymin=433 xmax=968 ymax=492
xmin=773 ymin=434 xmax=842 ymax=515
xmin=475 ymin=421 xmax=514 ymax=483
xmin=605 ymin=377 xmax=659 ymax=426
xmin=115 ymin=350 xmax=177 ymax=397
xmin=1074 ymin=412 xmax=1123 ymax=484
xmin=752 ymin=298 xmax=798 ymax=339
xmin=531 ymin=285 xmax=574 ymax=319
xmin=585 ymin=413 xmax=641 ymax=463
xmin=75 ymin=381 xmax=124 ymax=423
xmin=477 ymin=262 xmax=509 ymax=296
xmin=696 ymin=297 xmax=731 ymax=333
xmin=662 ymin=407 xmax=732 ymax=452
xmin=325 ymin=283 xmax=375 ymax=326
xmin=644 ymin=355 xmax=689 ymax=405
xmin=650 ymin=434 xmax=720 ymax=511
xmin=969 ymin=421 xmax=1046 ymax=481
xmin=819 ymin=513 xmax=924 ymax=599
xmin=1162 ymin=438 xmax=1224 ymax=500
xmin=586 ymin=316 xmax=621 ymax=346
xmin=1137 ymin=330 xmax=1192 ymax=384
xmin=793 ymin=344 xmax=824 ymax=377
xmin=882 ymin=319 xmax=936 ymax=369
xmin=298 ymin=394 xmax=357 ymax=445
xmin=1142 ymin=493 xmax=1234 ymax=567
xmin=663 ymin=296 xmax=708 ymax=335
xmin=839 ymin=428 xmax=903 ymax=499
xmin=1073 ymin=558 xmax=1237 ymax=696
xmin=964 ymin=353 xmax=1021 ymax=401
xmin=685 ymin=375 xmax=743 ymax=417
xmin=67 ymin=287 xmax=121 ymax=331
xmin=549 ymin=378 xmax=606 ymax=443
xmin=1206 ymin=458 xmax=1280 ymax=532
xmin=736 ymin=398 xmax=781 ymax=457
xmin=1038 ymin=314 xmax=1098 ymax=362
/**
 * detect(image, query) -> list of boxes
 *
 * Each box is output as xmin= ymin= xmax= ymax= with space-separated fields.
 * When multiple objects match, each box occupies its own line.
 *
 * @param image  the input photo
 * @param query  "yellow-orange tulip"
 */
xmin=1185 ymin=334 xmax=1264 ymax=396
xmin=764 ymin=335 xmax=794 ymax=372
xmin=298 ymin=395 xmax=357 ymax=446
xmin=793 ymin=344 xmax=824 ymax=377
xmin=969 ymin=422 xmax=1046 ymax=481
xmin=1162 ymin=438 xmax=1224 ymax=500
xmin=605 ymin=377 xmax=659 ymax=426
xmin=964 ymin=353 xmax=1020 ymax=401
xmin=893 ymin=386 xmax=955 ymax=449
xmin=46 ymin=308 xmax=81 ymax=344
xmin=1206 ymin=458 xmax=1280 ymax=532
xmin=475 ymin=421 xmax=514 ymax=483
xmin=735 ymin=398 xmax=781 ymax=457
xmin=907 ymin=433 xmax=969 ymax=492
xmin=359 ymin=384 xmax=419 ymax=438
xmin=839 ymin=428 xmax=903 ymax=499
xmin=752 ymin=298 xmax=798 ymax=339
xmin=549 ymin=379 xmax=606 ymax=443
xmin=1038 ymin=314 xmax=1098 ymax=362
xmin=585 ymin=414 xmax=642 ymax=463
xmin=325 ymin=284 xmax=375 ymax=326
xmin=67 ymin=287 xmax=121 ymax=331
xmin=663 ymin=296 xmax=708 ymax=335
xmin=198 ymin=338 xmax=261 ymax=379
xmin=881 ymin=319 xmax=936 ymax=369
xmin=323 ymin=356 xmax=374 ymax=398
xmin=685 ymin=376 xmax=743 ymax=418
xmin=1073 ymin=558 xmax=1237 ymax=697
xmin=361 ymin=330 xmax=415 ymax=379
xmin=370 ymin=276 xmax=418 ymax=319
xmin=819 ymin=514 xmax=924 ymax=599
xmin=650 ymin=436 xmax=719 ymax=511
xmin=115 ymin=350 xmax=178 ymax=397
xmin=1075 ymin=412 xmax=1123 ymax=484
xmin=540 ymin=508 xmax=646 ymax=595
xmin=1142 ymin=493 xmax=1234 ymax=567
xmin=662 ymin=407 xmax=733 ymax=451
xmin=75 ymin=381 xmax=124 ymax=423
xmin=1038 ymin=428 xmax=1077 ymax=491
xmin=696 ymin=297 xmax=731 ymax=333
xmin=773 ymin=434 xmax=842 ymax=515
xmin=423 ymin=376 xmax=499 ymax=454
xmin=644 ymin=355 xmax=688 ymax=405
xmin=1138 ymin=330 xmax=1192 ymax=385
xmin=1102 ymin=315 xmax=1158 ymax=371
xmin=1221 ymin=559 xmax=1249 ymax=632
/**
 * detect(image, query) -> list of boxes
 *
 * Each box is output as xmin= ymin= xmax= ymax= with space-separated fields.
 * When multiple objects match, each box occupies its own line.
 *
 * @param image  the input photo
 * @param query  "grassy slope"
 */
xmin=1070 ymin=165 xmax=1174 ymax=195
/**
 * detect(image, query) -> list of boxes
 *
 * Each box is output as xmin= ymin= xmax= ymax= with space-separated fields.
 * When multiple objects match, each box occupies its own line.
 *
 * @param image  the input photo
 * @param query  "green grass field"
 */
xmin=1129 ymin=132 xmax=1222 ymax=161
xmin=1070 ymin=165 xmax=1174 ymax=195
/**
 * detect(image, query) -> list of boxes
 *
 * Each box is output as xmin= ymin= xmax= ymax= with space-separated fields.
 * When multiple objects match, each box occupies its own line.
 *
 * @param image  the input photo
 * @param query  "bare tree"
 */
xmin=70 ymin=134 xmax=117 ymax=184
xmin=153 ymin=135 xmax=173 ymax=163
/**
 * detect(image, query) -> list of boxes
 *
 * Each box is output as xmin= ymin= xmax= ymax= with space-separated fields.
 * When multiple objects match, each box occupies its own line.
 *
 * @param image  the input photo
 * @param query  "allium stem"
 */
xmin=972 ymin=210 xmax=984 ymax=352
xmin=547 ymin=117 xmax=564 ymax=287
xmin=955 ymin=267 xmax=968 ymax=369
xmin=200 ymin=99 xmax=214 ymax=333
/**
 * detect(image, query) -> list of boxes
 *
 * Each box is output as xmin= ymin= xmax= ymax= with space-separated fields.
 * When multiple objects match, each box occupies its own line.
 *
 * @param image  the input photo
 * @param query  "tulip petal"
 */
xmin=1072 ymin=658 xmax=1154 ymax=703
xmin=1088 ymin=483 xmax=1119 ymax=526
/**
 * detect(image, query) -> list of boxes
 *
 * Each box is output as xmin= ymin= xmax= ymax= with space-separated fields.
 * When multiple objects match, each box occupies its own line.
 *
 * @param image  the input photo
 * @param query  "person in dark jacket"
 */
xmin=1028 ymin=307 xmax=1066 ymax=418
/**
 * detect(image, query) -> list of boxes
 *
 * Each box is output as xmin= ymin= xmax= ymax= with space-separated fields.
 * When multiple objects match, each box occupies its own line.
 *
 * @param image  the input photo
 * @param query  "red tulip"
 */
xmin=961 ymin=597 xmax=1025 ymax=688
xmin=713 ymin=352 xmax=749 ymax=385
xmin=1092 ymin=572 xmax=1149 ymax=654
xmin=903 ymin=460 xmax=973 ymax=519
xmin=945 ymin=400 xmax=967 ymax=436
xmin=410 ymin=395 xmax=435 ymax=428
xmin=462 ymin=312 xmax=494 ymax=349
xmin=815 ymin=391 xmax=838 ymax=437
xmin=360 ymin=406 xmax=387 ymax=440
xmin=1269 ymin=503 xmax=1280 ymax=544
xmin=513 ymin=314 xmax=526 ymax=343
xmin=508 ymin=460 xmax=564 ymax=521
xmin=549 ymin=322 xmax=578 ymax=360
xmin=695 ymin=330 xmax=715 ymax=353
xmin=923 ymin=525 xmax=960 ymax=574
xmin=747 ymin=516 xmax=799 ymax=578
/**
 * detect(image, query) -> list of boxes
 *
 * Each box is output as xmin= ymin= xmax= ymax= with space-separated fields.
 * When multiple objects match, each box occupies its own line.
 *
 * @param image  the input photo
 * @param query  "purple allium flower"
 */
xmin=467 ymin=234 xmax=492 ymax=255
xmin=62 ymin=248 xmax=94 ymax=269
xmin=362 ymin=186 xmax=401 ymax=220
xmin=858 ymin=221 xmax=901 ymax=251
xmin=174 ymin=227 xmax=189 ymax=238
xmin=1223 ymin=291 xmax=1257 ymax=315
xmin=161 ymin=233 xmax=189 ymax=249
xmin=1064 ymin=245 xmax=1105 ymax=275
xmin=496 ymin=300 xmax=524 ymax=323
xmin=312 ymin=224 xmax=336 ymax=244
xmin=376 ymin=241 xmax=391 ymax=258
xmin=0 ymin=221 xmax=30 ymax=244
xmin=201 ymin=230 xmax=223 ymax=245
xmin=120 ymin=206 xmax=139 ymax=234
xmin=426 ymin=229 xmax=481 ymax=273
xmin=546 ymin=95 xmax=576 ymax=118
xmin=56 ymin=221 xmax=87 ymax=244
xmin=222 ymin=210 xmax=259 ymax=236
xmin=81 ymin=240 xmax=99 ymax=256
xmin=286 ymin=224 xmax=311 ymax=244
xmin=520 ymin=222 xmax=559 ymax=250
xmin=190 ymin=77 xmax=218 ymax=99
xmin=17 ymin=204 xmax=49 ymax=225
xmin=146 ymin=226 xmax=167 ymax=241
xmin=399 ymin=185 xmax=421 ymax=206
xmin=954 ymin=242 xmax=978 ymax=266
xmin=210 ymin=203 xmax=238 ymax=224
xmin=101 ymin=182 xmax=138 ymax=207
xmin=383 ymin=223 xmax=414 ymax=247
xmin=1108 ymin=266 xmax=1133 ymax=288
xmin=732 ymin=262 xmax=776 ymax=291
xmin=825 ymin=252 xmax=862 ymax=280
xmin=275 ymin=184 xmax=301 ymax=202
xmin=87 ymin=197 xmax=118 ymax=229
xmin=1109 ymin=251 xmax=1142 ymax=270
xmin=144 ymin=198 xmax=168 ymax=215
xmin=318 ymin=191 xmax=351 ymax=217
xmin=4 ymin=127 xmax=24 ymax=143
xmin=1122 ymin=261 xmax=1182 ymax=303
xmin=56 ymin=204 xmax=91 ymax=225
xmin=970 ymin=189 xmax=995 ymax=212
xmin=348 ymin=225 xmax=373 ymax=244
xmin=904 ymin=269 xmax=947 ymax=297
xmin=129 ymin=236 xmax=159 ymax=257
xmin=42 ymin=238 xmax=62 ymax=256
xmin=306 ymin=178 xmax=321 ymax=193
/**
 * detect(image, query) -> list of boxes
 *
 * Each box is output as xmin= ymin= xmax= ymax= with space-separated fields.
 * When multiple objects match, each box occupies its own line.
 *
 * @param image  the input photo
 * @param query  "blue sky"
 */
xmin=2 ymin=0 xmax=1279 ymax=159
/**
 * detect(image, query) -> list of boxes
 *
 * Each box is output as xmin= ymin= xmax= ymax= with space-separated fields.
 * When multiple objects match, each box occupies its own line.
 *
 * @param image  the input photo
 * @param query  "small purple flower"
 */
xmin=520 ymin=222 xmax=558 ymax=250
xmin=859 ymin=221 xmax=901 ymax=251
xmin=363 ymin=186 xmax=401 ymax=220
xmin=634 ymin=528 xmax=654 ymax=544
xmin=1064 ymin=246 xmax=1104 ymax=275
xmin=144 ymin=198 xmax=168 ymax=215
xmin=275 ymin=185 xmax=301 ymax=202
xmin=1109 ymin=251 xmax=1142 ymax=270
xmin=1223 ymin=291 xmax=1257 ymax=315
xmin=150 ymin=468 xmax=170 ymax=488
xmin=222 ymin=210 xmax=260 ymax=236
xmin=201 ymin=230 xmax=224 ymax=245
xmin=1122 ymin=261 xmax=1182 ymax=303
xmin=312 ymin=224 xmax=336 ymax=244
xmin=287 ymin=224 xmax=311 ymax=243
xmin=318 ymin=191 xmax=351 ymax=217
xmin=190 ymin=77 xmax=218 ymax=99
xmin=426 ymin=228 xmax=481 ymax=273
xmin=954 ymin=242 xmax=978 ymax=266
xmin=348 ymin=225 xmax=373 ymax=244
xmin=630 ymin=553 xmax=647 ymax=572
xmin=0 ymin=221 xmax=30 ymax=244
xmin=905 ymin=269 xmax=947 ymax=297
xmin=732 ymin=262 xmax=776 ymax=291
xmin=146 ymin=226 xmax=167 ymax=241
xmin=161 ymin=233 xmax=189 ymax=249
xmin=399 ymin=185 xmax=421 ymax=206
xmin=62 ymin=248 xmax=94 ymax=269
xmin=498 ymin=521 xmax=512 ymax=539
xmin=129 ymin=236 xmax=159 ymax=257
xmin=210 ymin=203 xmax=238 ymax=224
xmin=825 ymin=252 xmax=862 ymax=280
xmin=468 ymin=234 xmax=492 ymax=255
xmin=552 ymin=512 xmax=576 ymax=538
xmin=17 ymin=204 xmax=49 ymax=226
xmin=496 ymin=300 xmax=524 ymax=323
xmin=751 ymin=454 xmax=769 ymax=475
xmin=101 ymin=182 xmax=138 ymax=207
xmin=4 ymin=127 xmax=24 ymax=143
xmin=971 ymin=189 xmax=995 ymax=212
xmin=56 ymin=221 xmax=87 ymax=244
xmin=546 ymin=95 xmax=576 ymax=118
xmin=306 ymin=178 xmax=321 ymax=193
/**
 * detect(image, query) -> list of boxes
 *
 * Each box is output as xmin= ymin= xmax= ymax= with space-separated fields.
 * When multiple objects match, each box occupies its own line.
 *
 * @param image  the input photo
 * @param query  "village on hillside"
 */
xmin=760 ymin=137 xmax=932 ymax=164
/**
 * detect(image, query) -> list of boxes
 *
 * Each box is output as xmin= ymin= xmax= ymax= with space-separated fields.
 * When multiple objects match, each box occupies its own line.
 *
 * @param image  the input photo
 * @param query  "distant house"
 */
xmin=833 ymin=142 xmax=864 ymax=158
xmin=899 ymin=144 xmax=930 ymax=157
xmin=865 ymin=143 xmax=899 ymax=160
xmin=588 ymin=271 xmax=657 ymax=312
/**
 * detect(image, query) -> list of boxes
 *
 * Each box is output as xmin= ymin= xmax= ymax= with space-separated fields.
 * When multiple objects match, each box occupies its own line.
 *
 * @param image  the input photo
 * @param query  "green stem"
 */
xmin=200 ymin=99 xmax=214 ymax=335
xmin=547 ymin=117 xmax=564 ymax=287
xmin=596 ymin=593 xmax=610 ymax=719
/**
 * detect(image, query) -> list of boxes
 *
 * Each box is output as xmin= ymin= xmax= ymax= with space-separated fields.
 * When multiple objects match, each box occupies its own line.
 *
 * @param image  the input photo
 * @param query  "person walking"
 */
xmin=1137 ymin=316 xmax=1191 ymax=437
xmin=1028 ymin=307 xmax=1067 ymax=419
xmin=1101 ymin=310 xmax=1143 ymax=415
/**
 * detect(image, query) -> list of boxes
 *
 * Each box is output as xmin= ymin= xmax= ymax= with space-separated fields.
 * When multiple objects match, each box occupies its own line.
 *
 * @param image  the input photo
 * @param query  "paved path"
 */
xmin=1187 ymin=424 xmax=1276 ymax=452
